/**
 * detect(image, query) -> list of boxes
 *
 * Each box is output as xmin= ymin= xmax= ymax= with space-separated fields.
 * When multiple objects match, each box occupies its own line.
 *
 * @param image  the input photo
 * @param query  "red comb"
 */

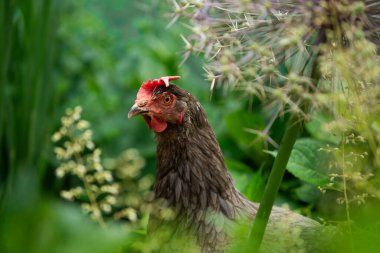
xmin=141 ymin=76 xmax=181 ymax=88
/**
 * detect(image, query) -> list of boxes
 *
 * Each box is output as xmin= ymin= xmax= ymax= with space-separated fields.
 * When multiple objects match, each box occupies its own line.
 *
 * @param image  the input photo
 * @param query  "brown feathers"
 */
xmin=143 ymin=85 xmax=323 ymax=253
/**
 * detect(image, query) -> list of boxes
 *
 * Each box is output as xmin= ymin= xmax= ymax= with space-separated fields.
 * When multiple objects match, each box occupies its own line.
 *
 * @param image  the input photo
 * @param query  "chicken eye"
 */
xmin=162 ymin=95 xmax=172 ymax=105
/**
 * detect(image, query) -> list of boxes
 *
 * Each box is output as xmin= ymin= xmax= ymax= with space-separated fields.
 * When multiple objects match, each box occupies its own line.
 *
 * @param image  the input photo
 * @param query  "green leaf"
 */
xmin=225 ymin=110 xmax=266 ymax=163
xmin=305 ymin=112 xmax=340 ymax=144
xmin=245 ymin=170 xmax=266 ymax=202
xmin=269 ymin=138 xmax=331 ymax=186
xmin=226 ymin=159 xmax=265 ymax=202
xmin=226 ymin=159 xmax=255 ymax=191
xmin=225 ymin=110 xmax=265 ymax=148
xmin=295 ymin=183 xmax=322 ymax=204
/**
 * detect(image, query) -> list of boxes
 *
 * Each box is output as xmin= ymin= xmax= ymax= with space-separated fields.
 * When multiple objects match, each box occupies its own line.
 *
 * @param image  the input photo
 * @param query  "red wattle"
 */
xmin=151 ymin=116 xmax=168 ymax=133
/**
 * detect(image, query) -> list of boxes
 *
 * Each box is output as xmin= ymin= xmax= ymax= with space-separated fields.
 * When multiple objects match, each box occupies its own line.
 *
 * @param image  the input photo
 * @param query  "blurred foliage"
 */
xmin=52 ymin=106 xmax=153 ymax=227
xmin=0 ymin=0 xmax=273 ymax=252
xmin=51 ymin=0 xmax=282 ymax=207
xmin=0 ymin=0 xmax=62 ymax=200
xmin=2 ymin=0 xmax=380 ymax=252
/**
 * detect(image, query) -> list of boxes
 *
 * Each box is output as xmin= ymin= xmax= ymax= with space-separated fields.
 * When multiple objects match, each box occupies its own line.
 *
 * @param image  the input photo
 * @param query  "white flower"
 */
xmin=77 ymin=120 xmax=90 ymax=129
xmin=60 ymin=190 xmax=74 ymax=201
xmin=101 ymin=203 xmax=112 ymax=213
xmin=56 ymin=166 xmax=66 ymax=178
xmin=52 ymin=132 xmax=62 ymax=142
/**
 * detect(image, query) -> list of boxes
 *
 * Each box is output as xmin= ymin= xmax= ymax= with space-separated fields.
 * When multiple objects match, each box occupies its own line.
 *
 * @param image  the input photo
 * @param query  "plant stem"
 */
xmin=249 ymin=113 xmax=303 ymax=252
xmin=341 ymin=137 xmax=354 ymax=252
xmin=83 ymin=177 xmax=107 ymax=229
xmin=73 ymin=142 xmax=106 ymax=229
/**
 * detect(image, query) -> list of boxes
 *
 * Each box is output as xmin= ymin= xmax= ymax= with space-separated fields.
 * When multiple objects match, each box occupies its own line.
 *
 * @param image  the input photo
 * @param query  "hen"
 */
xmin=128 ymin=76 xmax=325 ymax=253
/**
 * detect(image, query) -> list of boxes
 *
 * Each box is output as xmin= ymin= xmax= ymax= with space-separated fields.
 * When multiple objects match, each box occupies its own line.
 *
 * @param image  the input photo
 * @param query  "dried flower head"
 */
xmin=172 ymin=0 xmax=380 ymax=120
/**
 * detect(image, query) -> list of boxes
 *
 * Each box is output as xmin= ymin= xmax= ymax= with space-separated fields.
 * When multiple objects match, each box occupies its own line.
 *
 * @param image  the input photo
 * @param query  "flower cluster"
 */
xmin=104 ymin=149 xmax=154 ymax=222
xmin=315 ymin=132 xmax=379 ymax=247
xmin=319 ymin=133 xmax=376 ymax=201
xmin=174 ymin=0 xmax=380 ymax=196
xmin=52 ymin=106 xmax=150 ymax=227
xmin=172 ymin=0 xmax=380 ymax=138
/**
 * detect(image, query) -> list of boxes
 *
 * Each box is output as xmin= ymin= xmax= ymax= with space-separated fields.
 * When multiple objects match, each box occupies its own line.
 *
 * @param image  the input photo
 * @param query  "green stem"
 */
xmin=249 ymin=113 xmax=303 ymax=252
xmin=341 ymin=137 xmax=354 ymax=252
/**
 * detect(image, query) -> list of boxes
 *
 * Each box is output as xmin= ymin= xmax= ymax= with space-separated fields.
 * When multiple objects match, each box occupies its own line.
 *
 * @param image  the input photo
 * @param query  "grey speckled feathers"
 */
xmin=145 ymin=85 xmax=327 ymax=253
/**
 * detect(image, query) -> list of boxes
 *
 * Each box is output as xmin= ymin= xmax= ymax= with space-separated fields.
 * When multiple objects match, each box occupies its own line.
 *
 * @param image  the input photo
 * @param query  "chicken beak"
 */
xmin=128 ymin=103 xmax=145 ymax=118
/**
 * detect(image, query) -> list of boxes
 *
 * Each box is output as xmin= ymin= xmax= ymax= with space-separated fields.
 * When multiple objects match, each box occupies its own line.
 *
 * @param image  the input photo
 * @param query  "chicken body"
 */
xmin=129 ymin=79 xmax=324 ymax=253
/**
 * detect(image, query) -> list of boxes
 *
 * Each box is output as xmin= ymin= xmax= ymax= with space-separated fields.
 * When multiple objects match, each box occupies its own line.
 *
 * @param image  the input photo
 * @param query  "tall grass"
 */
xmin=0 ymin=0 xmax=62 ymax=204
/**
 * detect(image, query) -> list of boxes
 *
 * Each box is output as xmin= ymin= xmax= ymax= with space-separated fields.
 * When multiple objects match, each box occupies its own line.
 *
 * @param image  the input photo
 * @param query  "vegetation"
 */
xmin=1 ymin=0 xmax=379 ymax=252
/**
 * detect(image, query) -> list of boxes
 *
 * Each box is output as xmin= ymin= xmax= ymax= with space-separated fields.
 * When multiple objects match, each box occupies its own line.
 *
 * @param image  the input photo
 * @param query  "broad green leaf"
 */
xmin=226 ymin=159 xmax=255 ymax=192
xmin=245 ymin=170 xmax=266 ymax=202
xmin=225 ymin=110 xmax=267 ymax=163
xmin=226 ymin=158 xmax=253 ymax=174
xmin=225 ymin=110 xmax=265 ymax=148
xmin=226 ymin=159 xmax=265 ymax=201
xmin=295 ymin=183 xmax=322 ymax=204
xmin=269 ymin=138 xmax=332 ymax=186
